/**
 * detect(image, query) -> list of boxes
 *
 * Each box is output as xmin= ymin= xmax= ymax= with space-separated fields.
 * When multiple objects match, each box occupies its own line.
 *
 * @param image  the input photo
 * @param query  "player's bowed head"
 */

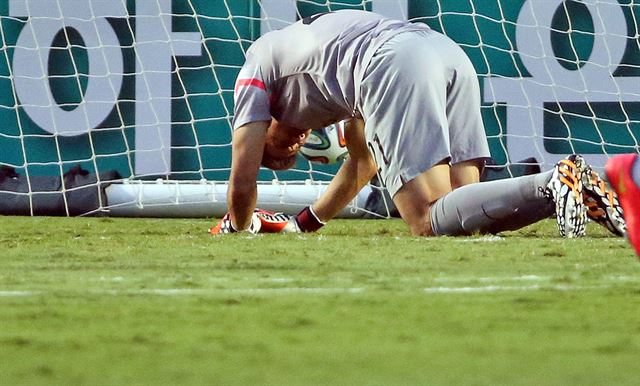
xmin=261 ymin=118 xmax=312 ymax=170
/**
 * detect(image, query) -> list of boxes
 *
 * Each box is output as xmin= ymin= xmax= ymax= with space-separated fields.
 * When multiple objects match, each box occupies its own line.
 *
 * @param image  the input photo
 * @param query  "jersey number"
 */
xmin=302 ymin=12 xmax=334 ymax=25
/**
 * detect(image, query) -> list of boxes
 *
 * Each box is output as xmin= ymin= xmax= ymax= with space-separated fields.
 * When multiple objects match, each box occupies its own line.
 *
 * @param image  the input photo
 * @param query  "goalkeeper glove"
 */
xmin=209 ymin=209 xmax=302 ymax=235
xmin=253 ymin=209 xmax=300 ymax=233
xmin=254 ymin=206 xmax=326 ymax=233
xmin=209 ymin=207 xmax=325 ymax=235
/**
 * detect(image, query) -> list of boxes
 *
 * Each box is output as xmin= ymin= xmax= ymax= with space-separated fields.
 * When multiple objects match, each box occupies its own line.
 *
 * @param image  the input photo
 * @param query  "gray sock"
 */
xmin=430 ymin=170 xmax=555 ymax=236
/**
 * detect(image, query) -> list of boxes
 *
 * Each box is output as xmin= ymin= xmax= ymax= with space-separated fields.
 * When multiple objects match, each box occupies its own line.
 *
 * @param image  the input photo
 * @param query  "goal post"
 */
xmin=0 ymin=0 xmax=638 ymax=217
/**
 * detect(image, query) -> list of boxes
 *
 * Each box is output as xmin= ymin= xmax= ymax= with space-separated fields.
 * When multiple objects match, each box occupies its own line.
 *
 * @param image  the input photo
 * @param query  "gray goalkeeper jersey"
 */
xmin=232 ymin=10 xmax=430 ymax=130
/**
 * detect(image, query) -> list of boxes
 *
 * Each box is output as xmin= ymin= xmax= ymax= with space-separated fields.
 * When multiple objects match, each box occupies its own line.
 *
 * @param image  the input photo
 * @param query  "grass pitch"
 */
xmin=1 ymin=216 xmax=639 ymax=385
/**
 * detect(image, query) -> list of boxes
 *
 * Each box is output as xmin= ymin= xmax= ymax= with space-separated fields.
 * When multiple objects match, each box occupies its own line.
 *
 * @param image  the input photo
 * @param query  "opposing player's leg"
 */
xmin=605 ymin=154 xmax=640 ymax=256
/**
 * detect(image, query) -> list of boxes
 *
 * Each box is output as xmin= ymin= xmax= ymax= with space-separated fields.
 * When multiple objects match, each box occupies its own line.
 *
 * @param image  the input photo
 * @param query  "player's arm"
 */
xmin=228 ymin=120 xmax=270 ymax=230
xmin=311 ymin=118 xmax=377 ymax=222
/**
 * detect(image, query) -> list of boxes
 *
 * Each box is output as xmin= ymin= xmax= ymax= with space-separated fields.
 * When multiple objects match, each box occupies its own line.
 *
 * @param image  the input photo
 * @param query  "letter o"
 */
xmin=516 ymin=0 xmax=627 ymax=79
xmin=13 ymin=17 xmax=123 ymax=136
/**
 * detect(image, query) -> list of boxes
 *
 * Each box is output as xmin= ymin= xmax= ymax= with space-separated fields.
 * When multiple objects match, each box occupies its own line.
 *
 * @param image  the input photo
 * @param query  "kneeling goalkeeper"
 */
xmin=213 ymin=10 xmax=624 ymax=238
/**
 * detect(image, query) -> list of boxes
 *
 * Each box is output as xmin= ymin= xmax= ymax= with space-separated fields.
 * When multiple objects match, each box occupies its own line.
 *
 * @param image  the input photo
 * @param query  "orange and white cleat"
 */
xmin=605 ymin=154 xmax=640 ymax=257
xmin=545 ymin=154 xmax=587 ymax=237
xmin=582 ymin=166 xmax=626 ymax=237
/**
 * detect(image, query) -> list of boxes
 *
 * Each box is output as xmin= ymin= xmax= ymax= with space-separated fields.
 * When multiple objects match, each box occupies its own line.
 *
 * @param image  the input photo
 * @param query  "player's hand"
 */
xmin=209 ymin=209 xmax=300 ymax=235
xmin=252 ymin=206 xmax=326 ymax=233
xmin=254 ymin=209 xmax=300 ymax=233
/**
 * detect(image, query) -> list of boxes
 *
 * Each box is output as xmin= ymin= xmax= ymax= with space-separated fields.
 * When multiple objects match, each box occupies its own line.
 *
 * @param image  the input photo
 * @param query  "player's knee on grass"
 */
xmin=404 ymin=208 xmax=437 ymax=237
xmin=393 ymin=190 xmax=435 ymax=236
xmin=392 ymin=163 xmax=452 ymax=237
xmin=393 ymin=196 xmax=435 ymax=236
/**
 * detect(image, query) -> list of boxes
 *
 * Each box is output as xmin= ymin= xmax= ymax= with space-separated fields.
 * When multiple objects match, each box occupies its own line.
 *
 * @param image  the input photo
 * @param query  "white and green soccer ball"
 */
xmin=299 ymin=121 xmax=348 ymax=164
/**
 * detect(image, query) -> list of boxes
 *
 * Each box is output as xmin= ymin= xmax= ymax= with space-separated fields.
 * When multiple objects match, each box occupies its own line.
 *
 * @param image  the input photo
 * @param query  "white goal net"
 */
xmin=0 ymin=0 xmax=638 ymax=217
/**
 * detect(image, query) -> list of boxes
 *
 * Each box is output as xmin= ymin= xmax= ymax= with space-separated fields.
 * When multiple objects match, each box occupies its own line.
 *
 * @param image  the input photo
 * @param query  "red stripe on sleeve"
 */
xmin=235 ymin=78 xmax=266 ymax=95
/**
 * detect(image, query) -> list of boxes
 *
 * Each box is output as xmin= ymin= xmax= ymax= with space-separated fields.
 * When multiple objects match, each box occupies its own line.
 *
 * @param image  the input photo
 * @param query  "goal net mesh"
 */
xmin=0 ymin=0 xmax=638 ymax=217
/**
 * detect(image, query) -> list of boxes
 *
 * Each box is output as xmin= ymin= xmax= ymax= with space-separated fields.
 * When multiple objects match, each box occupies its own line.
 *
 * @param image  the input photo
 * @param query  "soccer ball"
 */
xmin=299 ymin=122 xmax=348 ymax=164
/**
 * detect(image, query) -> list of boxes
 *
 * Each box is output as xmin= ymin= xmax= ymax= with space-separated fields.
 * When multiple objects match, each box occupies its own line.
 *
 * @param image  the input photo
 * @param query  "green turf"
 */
xmin=1 ymin=216 xmax=639 ymax=385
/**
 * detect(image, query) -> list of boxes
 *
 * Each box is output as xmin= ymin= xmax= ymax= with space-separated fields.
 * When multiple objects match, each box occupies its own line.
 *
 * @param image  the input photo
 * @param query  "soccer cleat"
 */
xmin=605 ymin=154 xmax=640 ymax=257
xmin=582 ymin=166 xmax=626 ymax=237
xmin=545 ymin=154 xmax=587 ymax=238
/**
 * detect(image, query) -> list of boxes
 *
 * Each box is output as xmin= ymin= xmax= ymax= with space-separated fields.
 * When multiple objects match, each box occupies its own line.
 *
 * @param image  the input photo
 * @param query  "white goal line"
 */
xmin=0 ymin=283 xmax=628 ymax=298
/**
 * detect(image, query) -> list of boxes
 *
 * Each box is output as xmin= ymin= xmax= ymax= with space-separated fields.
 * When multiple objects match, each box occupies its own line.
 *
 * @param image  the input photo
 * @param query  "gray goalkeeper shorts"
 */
xmin=358 ymin=29 xmax=490 ymax=198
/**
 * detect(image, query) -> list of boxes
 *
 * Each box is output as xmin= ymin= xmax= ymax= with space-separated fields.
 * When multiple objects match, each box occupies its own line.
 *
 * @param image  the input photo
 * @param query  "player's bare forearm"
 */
xmin=228 ymin=121 xmax=270 ymax=230
xmin=312 ymin=119 xmax=377 ymax=222
xmin=313 ymin=156 xmax=376 ymax=221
